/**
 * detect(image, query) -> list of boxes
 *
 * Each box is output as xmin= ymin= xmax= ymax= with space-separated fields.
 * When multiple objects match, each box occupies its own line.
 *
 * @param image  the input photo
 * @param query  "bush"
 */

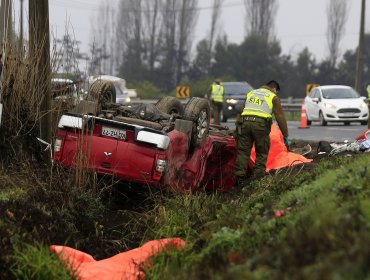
xmin=129 ymin=80 xmax=165 ymax=99
xmin=11 ymin=243 xmax=76 ymax=280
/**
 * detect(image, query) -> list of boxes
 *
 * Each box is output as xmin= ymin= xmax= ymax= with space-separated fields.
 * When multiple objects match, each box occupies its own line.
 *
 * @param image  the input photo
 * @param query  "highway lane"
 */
xmin=288 ymin=121 xmax=367 ymax=142
xmin=222 ymin=120 xmax=368 ymax=142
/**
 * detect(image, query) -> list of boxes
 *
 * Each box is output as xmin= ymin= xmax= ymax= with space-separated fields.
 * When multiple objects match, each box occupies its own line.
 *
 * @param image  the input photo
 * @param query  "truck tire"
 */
xmin=89 ymin=80 xmax=116 ymax=109
xmin=183 ymin=97 xmax=210 ymax=147
xmin=155 ymin=96 xmax=184 ymax=116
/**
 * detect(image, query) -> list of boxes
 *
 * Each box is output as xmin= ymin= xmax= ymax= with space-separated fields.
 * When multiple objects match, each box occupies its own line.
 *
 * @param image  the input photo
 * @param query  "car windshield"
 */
xmin=51 ymin=80 xmax=78 ymax=98
xmin=112 ymin=81 xmax=128 ymax=97
xmin=322 ymin=87 xmax=359 ymax=99
xmin=223 ymin=83 xmax=253 ymax=95
xmin=114 ymin=84 xmax=124 ymax=96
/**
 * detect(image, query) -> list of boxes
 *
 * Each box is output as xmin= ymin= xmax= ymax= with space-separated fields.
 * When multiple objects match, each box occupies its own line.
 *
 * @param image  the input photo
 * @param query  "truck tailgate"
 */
xmin=55 ymin=114 xmax=169 ymax=184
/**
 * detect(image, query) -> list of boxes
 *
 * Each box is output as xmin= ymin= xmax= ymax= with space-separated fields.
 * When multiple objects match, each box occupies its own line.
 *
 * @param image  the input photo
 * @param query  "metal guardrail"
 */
xmin=133 ymin=98 xmax=304 ymax=114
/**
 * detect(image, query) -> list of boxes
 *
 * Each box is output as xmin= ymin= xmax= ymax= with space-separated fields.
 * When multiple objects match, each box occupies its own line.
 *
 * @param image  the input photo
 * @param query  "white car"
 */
xmin=304 ymin=85 xmax=369 ymax=126
xmin=51 ymin=78 xmax=82 ymax=106
xmin=88 ymin=75 xmax=137 ymax=104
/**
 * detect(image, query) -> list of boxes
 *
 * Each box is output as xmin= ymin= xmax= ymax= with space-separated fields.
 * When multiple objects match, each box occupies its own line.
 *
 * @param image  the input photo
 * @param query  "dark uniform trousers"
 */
xmin=233 ymin=116 xmax=272 ymax=179
xmin=212 ymin=101 xmax=223 ymax=125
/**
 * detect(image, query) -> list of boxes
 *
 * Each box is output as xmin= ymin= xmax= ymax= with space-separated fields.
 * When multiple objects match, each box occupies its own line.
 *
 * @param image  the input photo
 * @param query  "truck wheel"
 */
xmin=183 ymin=97 xmax=210 ymax=147
xmin=89 ymin=80 xmax=116 ymax=109
xmin=155 ymin=96 xmax=184 ymax=116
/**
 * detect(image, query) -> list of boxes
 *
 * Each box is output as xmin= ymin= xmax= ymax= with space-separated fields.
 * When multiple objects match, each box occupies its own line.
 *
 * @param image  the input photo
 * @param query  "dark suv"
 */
xmin=221 ymin=82 xmax=253 ymax=122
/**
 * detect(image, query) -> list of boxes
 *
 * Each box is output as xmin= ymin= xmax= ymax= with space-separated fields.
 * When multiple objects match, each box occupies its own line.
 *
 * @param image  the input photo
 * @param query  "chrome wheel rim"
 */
xmin=196 ymin=109 xmax=208 ymax=138
xmin=101 ymin=91 xmax=113 ymax=107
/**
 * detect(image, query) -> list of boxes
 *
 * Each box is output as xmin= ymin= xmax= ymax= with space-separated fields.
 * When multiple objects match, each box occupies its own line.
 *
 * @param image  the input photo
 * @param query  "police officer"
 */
xmin=208 ymin=79 xmax=224 ymax=125
xmin=233 ymin=80 xmax=289 ymax=187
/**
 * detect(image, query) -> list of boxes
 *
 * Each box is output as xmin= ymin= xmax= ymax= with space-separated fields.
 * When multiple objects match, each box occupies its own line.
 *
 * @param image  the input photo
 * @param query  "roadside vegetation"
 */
xmin=143 ymin=154 xmax=370 ymax=279
xmin=0 ymin=147 xmax=369 ymax=279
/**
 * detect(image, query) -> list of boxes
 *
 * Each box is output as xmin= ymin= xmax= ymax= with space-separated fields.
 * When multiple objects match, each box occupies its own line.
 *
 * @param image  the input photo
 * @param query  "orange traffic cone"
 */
xmin=298 ymin=101 xmax=310 ymax=129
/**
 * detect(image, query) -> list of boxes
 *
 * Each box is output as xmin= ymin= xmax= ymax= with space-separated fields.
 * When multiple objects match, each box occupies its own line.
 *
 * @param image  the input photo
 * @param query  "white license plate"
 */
xmin=102 ymin=126 xmax=126 ymax=140
xmin=342 ymin=113 xmax=355 ymax=116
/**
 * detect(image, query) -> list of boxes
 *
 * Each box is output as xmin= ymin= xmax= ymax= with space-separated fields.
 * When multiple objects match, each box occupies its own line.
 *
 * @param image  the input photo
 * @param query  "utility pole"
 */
xmin=29 ymin=0 xmax=52 ymax=143
xmin=20 ymin=0 xmax=24 ymax=52
xmin=355 ymin=0 xmax=366 ymax=94
xmin=0 ymin=0 xmax=13 ymax=46
xmin=0 ymin=0 xmax=4 ymax=44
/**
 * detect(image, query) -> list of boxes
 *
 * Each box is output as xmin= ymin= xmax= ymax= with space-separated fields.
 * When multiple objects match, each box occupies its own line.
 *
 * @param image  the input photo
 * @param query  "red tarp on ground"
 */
xmin=50 ymin=238 xmax=185 ymax=280
xmin=356 ymin=129 xmax=370 ymax=141
xmin=250 ymin=124 xmax=313 ymax=172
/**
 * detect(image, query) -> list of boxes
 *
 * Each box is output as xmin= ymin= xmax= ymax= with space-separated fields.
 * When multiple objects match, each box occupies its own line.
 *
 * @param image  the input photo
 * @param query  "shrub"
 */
xmin=129 ymin=80 xmax=165 ymax=99
xmin=11 ymin=243 xmax=76 ymax=280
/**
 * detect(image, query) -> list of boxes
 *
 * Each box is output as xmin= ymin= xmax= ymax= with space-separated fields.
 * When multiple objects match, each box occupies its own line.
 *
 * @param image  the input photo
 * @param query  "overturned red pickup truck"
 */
xmin=54 ymin=82 xmax=237 ymax=191
xmin=53 ymin=81 xmax=311 ymax=191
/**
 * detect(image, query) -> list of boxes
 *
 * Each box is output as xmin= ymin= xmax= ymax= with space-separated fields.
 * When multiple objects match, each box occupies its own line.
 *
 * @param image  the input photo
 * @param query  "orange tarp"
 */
xmin=250 ymin=124 xmax=312 ymax=171
xmin=50 ymin=238 xmax=185 ymax=280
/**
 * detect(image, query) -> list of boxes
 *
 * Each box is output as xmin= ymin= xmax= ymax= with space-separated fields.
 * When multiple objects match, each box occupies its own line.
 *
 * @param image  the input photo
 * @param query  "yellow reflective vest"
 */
xmin=242 ymin=88 xmax=275 ymax=118
xmin=367 ymin=85 xmax=370 ymax=101
xmin=211 ymin=84 xmax=224 ymax=103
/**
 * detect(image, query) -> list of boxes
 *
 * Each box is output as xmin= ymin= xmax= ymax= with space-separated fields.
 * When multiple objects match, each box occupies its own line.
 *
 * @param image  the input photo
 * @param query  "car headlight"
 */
xmin=324 ymin=103 xmax=336 ymax=109
xmin=226 ymin=98 xmax=238 ymax=104
xmin=125 ymin=97 xmax=131 ymax=103
xmin=360 ymin=102 xmax=368 ymax=109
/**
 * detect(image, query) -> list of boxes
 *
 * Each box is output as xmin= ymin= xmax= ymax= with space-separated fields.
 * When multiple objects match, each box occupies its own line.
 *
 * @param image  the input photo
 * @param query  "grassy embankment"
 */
xmin=0 ymin=152 xmax=369 ymax=279
xmin=143 ymin=153 xmax=370 ymax=279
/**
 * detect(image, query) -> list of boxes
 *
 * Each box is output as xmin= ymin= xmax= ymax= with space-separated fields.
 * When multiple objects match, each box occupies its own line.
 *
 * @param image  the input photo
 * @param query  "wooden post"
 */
xmin=355 ymin=0 xmax=366 ymax=94
xmin=20 ymin=0 xmax=24 ymax=52
xmin=0 ymin=0 xmax=13 ymax=45
xmin=29 ymin=0 xmax=52 ymax=143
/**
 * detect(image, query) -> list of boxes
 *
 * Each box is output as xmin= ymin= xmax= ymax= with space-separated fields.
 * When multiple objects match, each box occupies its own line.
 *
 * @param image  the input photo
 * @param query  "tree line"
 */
xmin=88 ymin=0 xmax=370 ymax=98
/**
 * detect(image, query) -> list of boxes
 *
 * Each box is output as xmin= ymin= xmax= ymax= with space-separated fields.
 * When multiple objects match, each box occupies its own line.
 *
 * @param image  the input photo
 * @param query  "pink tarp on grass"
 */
xmin=50 ymin=238 xmax=185 ymax=280
xmin=250 ymin=124 xmax=312 ymax=172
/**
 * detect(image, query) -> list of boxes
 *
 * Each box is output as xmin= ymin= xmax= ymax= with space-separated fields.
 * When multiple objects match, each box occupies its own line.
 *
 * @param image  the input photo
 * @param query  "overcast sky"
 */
xmin=14 ymin=0 xmax=370 ymax=61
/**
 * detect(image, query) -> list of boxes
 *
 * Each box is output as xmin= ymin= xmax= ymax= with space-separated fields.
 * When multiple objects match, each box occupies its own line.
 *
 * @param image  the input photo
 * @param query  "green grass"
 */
xmin=0 ymin=151 xmax=369 ymax=279
xmin=284 ymin=111 xmax=301 ymax=121
xmin=143 ymin=155 xmax=370 ymax=279
xmin=11 ymin=243 xmax=76 ymax=280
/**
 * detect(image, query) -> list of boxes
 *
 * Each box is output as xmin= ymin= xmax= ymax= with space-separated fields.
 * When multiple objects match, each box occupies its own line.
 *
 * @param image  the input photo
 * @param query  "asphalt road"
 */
xmin=222 ymin=120 xmax=368 ymax=142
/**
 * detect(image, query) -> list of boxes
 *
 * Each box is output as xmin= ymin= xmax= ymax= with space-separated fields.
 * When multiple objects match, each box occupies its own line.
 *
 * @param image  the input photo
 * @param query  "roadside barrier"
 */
xmin=298 ymin=101 xmax=309 ymax=129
